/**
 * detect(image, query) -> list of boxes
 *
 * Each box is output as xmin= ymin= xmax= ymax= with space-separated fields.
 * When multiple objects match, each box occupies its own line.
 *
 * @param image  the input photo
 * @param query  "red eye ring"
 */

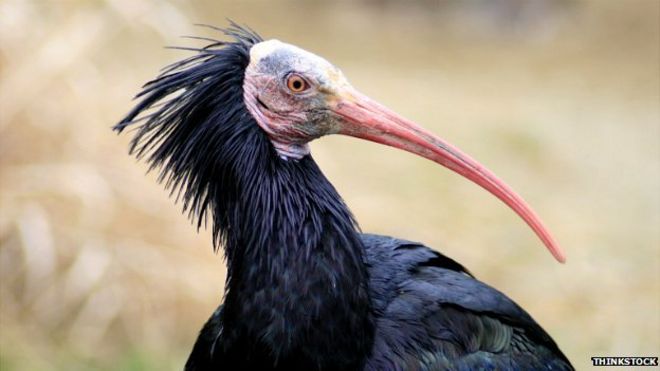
xmin=286 ymin=74 xmax=309 ymax=93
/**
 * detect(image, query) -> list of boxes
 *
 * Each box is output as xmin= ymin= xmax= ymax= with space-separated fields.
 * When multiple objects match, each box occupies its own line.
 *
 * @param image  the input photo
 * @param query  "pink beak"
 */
xmin=332 ymin=89 xmax=566 ymax=263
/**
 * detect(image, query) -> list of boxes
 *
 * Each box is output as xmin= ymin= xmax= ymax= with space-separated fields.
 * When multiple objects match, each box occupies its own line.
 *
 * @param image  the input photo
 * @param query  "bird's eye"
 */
xmin=286 ymin=74 xmax=309 ymax=93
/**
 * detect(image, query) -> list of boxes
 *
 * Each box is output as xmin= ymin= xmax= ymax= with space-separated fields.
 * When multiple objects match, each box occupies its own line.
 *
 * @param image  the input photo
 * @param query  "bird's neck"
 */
xmin=219 ymin=149 xmax=374 ymax=366
xmin=115 ymin=35 xmax=374 ymax=367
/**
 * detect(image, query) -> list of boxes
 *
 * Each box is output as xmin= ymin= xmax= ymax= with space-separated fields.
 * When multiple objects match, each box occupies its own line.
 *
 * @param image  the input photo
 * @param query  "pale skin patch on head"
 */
xmin=244 ymin=39 xmax=352 ymax=160
xmin=249 ymin=40 xmax=348 ymax=85
xmin=325 ymin=66 xmax=344 ymax=86
xmin=249 ymin=39 xmax=333 ymax=69
xmin=249 ymin=39 xmax=285 ymax=65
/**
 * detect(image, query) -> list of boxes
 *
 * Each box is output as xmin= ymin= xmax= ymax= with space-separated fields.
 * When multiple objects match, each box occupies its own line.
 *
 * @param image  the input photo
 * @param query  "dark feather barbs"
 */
xmin=114 ymin=23 xmax=263 ymax=249
xmin=115 ymin=27 xmax=376 ymax=368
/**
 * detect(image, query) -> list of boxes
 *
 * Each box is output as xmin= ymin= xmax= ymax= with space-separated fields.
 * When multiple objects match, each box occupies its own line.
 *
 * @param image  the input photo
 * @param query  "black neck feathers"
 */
xmin=115 ymin=24 xmax=374 ymax=369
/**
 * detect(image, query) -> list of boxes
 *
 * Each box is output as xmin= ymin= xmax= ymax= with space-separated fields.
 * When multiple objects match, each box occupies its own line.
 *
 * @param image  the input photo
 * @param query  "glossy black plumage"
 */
xmin=115 ymin=24 xmax=573 ymax=370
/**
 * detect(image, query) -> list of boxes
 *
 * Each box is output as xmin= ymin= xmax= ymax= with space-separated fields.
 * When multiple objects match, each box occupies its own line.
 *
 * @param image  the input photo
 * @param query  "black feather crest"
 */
xmin=114 ymin=23 xmax=263 ymax=249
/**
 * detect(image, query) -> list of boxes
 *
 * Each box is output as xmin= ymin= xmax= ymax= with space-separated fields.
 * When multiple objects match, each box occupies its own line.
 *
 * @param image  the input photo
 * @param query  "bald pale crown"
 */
xmin=243 ymin=40 xmax=351 ymax=159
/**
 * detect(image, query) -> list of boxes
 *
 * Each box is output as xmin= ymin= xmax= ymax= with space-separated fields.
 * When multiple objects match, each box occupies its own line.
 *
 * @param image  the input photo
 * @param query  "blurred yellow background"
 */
xmin=1 ymin=0 xmax=658 ymax=370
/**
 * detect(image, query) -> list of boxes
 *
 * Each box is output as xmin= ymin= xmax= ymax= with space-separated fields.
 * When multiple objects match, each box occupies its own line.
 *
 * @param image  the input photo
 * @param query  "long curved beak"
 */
xmin=331 ymin=88 xmax=566 ymax=263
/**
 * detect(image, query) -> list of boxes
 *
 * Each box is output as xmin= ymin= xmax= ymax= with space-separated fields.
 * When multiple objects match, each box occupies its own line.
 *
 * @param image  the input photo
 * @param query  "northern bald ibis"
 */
xmin=115 ymin=23 xmax=572 ymax=371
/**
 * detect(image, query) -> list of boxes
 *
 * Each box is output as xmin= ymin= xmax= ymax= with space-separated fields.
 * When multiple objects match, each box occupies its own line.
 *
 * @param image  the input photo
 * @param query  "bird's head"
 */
xmin=116 ymin=25 xmax=565 ymax=263
xmin=242 ymin=38 xmax=565 ymax=263
xmin=243 ymin=39 xmax=352 ymax=158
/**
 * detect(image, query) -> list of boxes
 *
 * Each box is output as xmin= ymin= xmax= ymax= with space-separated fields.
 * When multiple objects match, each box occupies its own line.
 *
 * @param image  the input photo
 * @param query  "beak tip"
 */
xmin=551 ymin=247 xmax=567 ymax=264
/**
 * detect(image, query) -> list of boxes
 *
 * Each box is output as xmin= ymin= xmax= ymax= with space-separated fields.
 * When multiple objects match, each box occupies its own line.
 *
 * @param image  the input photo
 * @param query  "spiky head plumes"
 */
xmin=114 ymin=23 xmax=263 ymax=249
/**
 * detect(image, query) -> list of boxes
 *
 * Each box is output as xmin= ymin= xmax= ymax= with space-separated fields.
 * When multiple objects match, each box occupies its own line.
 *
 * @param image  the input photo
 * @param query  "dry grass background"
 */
xmin=1 ymin=0 xmax=658 ymax=370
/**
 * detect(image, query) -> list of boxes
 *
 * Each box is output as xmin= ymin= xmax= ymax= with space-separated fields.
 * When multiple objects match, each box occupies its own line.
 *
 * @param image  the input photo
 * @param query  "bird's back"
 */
xmin=362 ymin=234 xmax=573 ymax=371
xmin=186 ymin=233 xmax=572 ymax=371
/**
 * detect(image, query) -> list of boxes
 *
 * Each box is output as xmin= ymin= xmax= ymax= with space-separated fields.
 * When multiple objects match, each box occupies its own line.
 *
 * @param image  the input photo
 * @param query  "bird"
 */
xmin=115 ymin=23 xmax=573 ymax=371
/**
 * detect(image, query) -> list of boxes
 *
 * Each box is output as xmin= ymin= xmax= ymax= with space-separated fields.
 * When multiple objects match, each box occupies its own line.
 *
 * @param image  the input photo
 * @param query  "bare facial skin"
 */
xmin=243 ymin=40 xmax=349 ymax=159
